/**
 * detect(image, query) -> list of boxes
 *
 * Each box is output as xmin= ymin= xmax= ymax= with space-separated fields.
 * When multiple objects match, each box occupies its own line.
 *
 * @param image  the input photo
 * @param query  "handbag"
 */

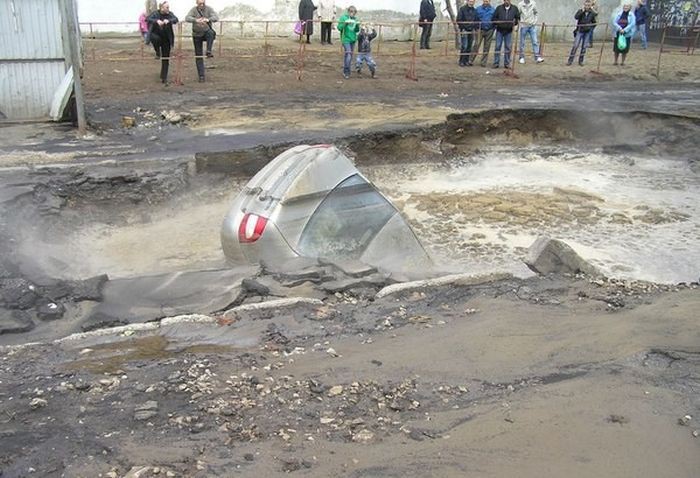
xmin=616 ymin=33 xmax=627 ymax=50
xmin=294 ymin=21 xmax=305 ymax=35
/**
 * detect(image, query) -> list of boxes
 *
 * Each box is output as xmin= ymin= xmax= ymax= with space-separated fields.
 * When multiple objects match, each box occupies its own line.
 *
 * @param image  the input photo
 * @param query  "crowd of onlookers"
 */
xmin=137 ymin=0 xmax=653 ymax=85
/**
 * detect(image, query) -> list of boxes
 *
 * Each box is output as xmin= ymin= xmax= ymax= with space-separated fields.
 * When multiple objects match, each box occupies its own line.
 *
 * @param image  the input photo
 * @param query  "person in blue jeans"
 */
xmin=633 ymin=0 xmax=650 ymax=49
xmin=355 ymin=27 xmax=377 ymax=77
xmin=457 ymin=0 xmax=479 ymax=66
xmin=337 ymin=6 xmax=360 ymax=79
xmin=492 ymin=0 xmax=520 ymax=68
xmin=567 ymin=0 xmax=597 ymax=65
xmin=518 ymin=0 xmax=544 ymax=63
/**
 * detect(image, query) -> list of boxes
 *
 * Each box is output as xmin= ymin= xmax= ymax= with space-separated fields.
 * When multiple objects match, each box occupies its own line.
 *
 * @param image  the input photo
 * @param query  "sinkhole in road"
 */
xmin=8 ymin=108 xmax=700 ymax=284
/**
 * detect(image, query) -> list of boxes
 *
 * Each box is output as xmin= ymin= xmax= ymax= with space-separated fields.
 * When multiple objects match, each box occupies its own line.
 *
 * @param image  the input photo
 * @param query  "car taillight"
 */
xmin=238 ymin=213 xmax=268 ymax=243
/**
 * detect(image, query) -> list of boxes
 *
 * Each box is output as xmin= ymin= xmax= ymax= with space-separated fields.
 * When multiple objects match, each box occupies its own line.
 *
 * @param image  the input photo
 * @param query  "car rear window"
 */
xmin=297 ymin=174 xmax=397 ymax=258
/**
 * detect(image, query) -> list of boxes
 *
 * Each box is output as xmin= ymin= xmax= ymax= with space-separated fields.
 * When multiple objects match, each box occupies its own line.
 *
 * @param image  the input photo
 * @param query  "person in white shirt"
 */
xmin=317 ymin=1 xmax=337 ymax=45
xmin=518 ymin=0 xmax=544 ymax=63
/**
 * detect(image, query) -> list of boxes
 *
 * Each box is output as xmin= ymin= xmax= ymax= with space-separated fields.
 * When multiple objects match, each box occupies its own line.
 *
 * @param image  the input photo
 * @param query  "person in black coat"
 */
xmin=491 ymin=0 xmax=519 ymax=68
xmin=457 ymin=0 xmax=479 ymax=65
xmin=147 ymin=1 xmax=179 ymax=84
xmin=419 ymin=0 xmax=437 ymax=49
xmin=299 ymin=0 xmax=318 ymax=43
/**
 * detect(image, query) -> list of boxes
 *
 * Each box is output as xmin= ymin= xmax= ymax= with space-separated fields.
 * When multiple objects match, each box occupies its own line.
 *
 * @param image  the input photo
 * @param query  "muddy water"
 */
xmin=39 ymin=146 xmax=698 ymax=284
xmin=368 ymin=146 xmax=700 ymax=283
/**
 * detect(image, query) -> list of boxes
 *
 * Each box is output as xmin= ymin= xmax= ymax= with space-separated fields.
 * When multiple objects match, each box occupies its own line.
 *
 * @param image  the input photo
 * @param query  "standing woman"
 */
xmin=611 ymin=1 xmax=636 ymax=66
xmin=317 ymin=0 xmax=336 ymax=45
xmin=299 ymin=0 xmax=318 ymax=44
xmin=148 ymin=1 xmax=179 ymax=84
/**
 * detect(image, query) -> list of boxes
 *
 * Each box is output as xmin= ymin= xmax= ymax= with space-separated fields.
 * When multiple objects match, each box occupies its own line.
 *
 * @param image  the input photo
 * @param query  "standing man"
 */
xmin=299 ymin=0 xmax=318 ymax=44
xmin=186 ymin=0 xmax=219 ymax=83
xmin=492 ymin=0 xmax=520 ymax=68
xmin=457 ymin=0 xmax=479 ymax=66
xmin=567 ymin=0 xmax=597 ymax=65
xmin=475 ymin=0 xmax=496 ymax=67
xmin=419 ymin=0 xmax=437 ymax=49
xmin=634 ymin=0 xmax=650 ymax=49
xmin=337 ymin=6 xmax=360 ymax=79
xmin=148 ymin=1 xmax=178 ymax=85
xmin=318 ymin=1 xmax=336 ymax=45
xmin=518 ymin=0 xmax=543 ymax=63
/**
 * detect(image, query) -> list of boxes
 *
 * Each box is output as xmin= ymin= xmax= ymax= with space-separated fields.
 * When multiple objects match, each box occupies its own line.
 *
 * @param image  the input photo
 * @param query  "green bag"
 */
xmin=617 ymin=33 xmax=628 ymax=50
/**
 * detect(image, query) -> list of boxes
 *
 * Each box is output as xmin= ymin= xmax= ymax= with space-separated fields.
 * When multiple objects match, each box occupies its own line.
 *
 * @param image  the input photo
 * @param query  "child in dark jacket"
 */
xmin=355 ymin=27 xmax=377 ymax=78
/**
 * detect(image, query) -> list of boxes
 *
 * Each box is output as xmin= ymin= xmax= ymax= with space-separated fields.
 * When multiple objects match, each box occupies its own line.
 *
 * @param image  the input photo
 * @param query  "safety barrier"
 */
xmin=79 ymin=19 xmax=698 ymax=84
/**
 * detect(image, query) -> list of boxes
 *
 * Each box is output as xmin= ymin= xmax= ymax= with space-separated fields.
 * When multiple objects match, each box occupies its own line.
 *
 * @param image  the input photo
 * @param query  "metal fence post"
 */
xmin=595 ymin=23 xmax=608 ymax=73
xmin=219 ymin=20 xmax=223 ymax=57
xmin=264 ymin=21 xmax=270 ymax=55
xmin=511 ymin=24 xmax=519 ymax=72
xmin=296 ymin=30 xmax=306 ymax=81
xmin=656 ymin=25 xmax=667 ymax=79
xmin=406 ymin=23 xmax=419 ymax=81
xmin=174 ymin=22 xmax=184 ymax=85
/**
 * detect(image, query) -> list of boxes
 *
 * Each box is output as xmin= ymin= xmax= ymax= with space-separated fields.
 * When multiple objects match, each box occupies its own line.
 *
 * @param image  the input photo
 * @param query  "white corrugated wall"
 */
xmin=0 ymin=0 xmax=68 ymax=119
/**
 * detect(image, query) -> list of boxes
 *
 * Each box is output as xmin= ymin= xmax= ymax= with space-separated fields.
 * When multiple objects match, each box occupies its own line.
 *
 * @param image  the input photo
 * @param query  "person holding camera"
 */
xmin=567 ymin=0 xmax=597 ymax=66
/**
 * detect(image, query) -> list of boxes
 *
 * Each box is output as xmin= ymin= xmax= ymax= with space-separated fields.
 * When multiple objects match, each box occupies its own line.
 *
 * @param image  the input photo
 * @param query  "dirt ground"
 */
xmin=1 ymin=276 xmax=699 ymax=477
xmin=0 ymin=33 xmax=699 ymax=478
xmin=82 ymin=36 xmax=700 ymax=102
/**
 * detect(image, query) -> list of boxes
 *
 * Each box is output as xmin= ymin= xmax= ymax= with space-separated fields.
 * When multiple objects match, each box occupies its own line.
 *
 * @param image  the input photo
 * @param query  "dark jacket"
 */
xmin=574 ymin=9 xmax=597 ymax=33
xmin=457 ymin=5 xmax=479 ymax=31
xmin=147 ymin=11 xmax=179 ymax=45
xmin=492 ymin=4 xmax=520 ymax=32
xmin=420 ymin=0 xmax=437 ymax=22
xmin=634 ymin=4 xmax=650 ymax=24
xmin=357 ymin=29 xmax=377 ymax=53
xmin=299 ymin=0 xmax=317 ymax=21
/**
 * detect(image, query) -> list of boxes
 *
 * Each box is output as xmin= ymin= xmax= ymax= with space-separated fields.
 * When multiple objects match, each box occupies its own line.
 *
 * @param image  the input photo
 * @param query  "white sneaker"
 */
xmin=518 ymin=57 xmax=525 ymax=64
xmin=536 ymin=57 xmax=544 ymax=63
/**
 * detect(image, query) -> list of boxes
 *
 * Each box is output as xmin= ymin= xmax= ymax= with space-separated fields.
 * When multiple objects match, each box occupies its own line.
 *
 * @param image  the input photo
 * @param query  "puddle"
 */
xmin=66 ymin=335 xmax=233 ymax=374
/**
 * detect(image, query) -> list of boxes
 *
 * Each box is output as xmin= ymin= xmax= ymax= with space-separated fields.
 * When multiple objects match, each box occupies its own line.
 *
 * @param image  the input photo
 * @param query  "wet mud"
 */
xmin=1 ymin=106 xmax=699 ymax=477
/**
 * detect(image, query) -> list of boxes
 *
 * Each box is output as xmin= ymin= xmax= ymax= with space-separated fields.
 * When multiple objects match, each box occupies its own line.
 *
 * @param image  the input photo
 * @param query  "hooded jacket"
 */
xmin=337 ymin=12 xmax=360 ymax=43
xmin=518 ymin=0 xmax=538 ymax=26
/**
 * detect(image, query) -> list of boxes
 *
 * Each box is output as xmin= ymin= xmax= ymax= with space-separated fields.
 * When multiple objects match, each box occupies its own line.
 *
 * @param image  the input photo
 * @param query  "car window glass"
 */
xmin=297 ymin=174 xmax=397 ymax=258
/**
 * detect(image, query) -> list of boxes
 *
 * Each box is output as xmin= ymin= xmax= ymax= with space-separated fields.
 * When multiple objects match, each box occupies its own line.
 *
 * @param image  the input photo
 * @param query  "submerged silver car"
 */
xmin=221 ymin=145 xmax=431 ymax=274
